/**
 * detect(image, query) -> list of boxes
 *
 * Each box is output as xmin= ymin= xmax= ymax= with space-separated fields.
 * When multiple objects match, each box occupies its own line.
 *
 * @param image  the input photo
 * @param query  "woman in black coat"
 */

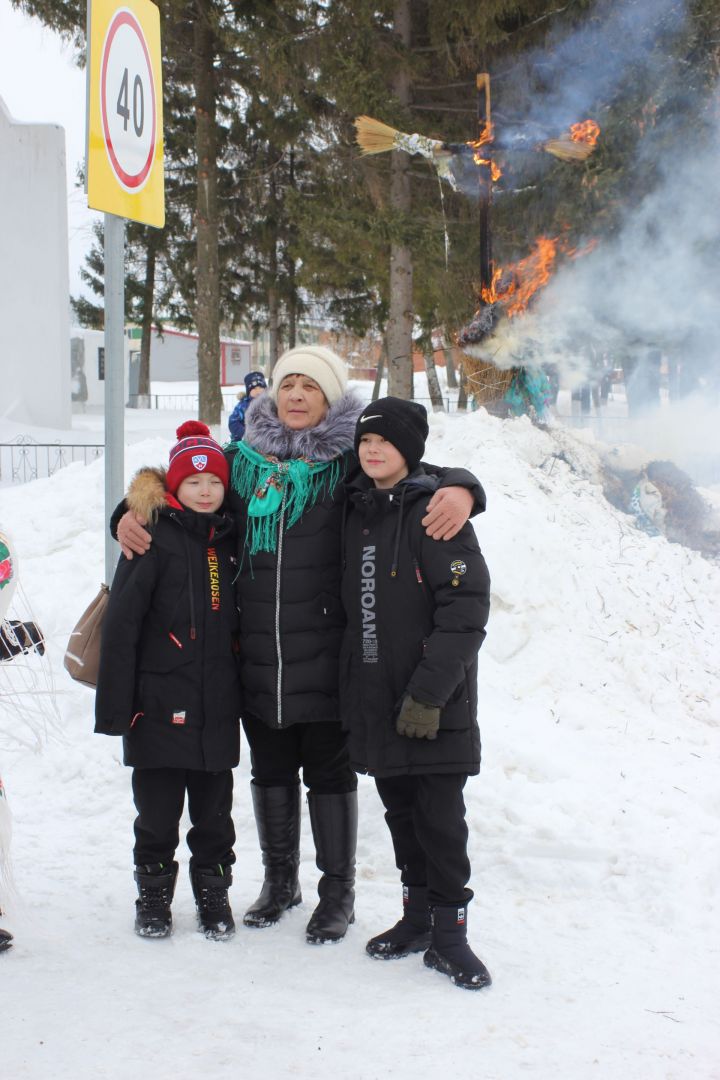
xmin=97 ymin=422 xmax=242 ymax=941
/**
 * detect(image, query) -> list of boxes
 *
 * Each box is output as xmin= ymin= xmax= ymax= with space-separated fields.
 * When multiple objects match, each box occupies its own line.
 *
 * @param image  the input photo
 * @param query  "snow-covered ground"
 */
xmin=1 ymin=395 xmax=719 ymax=1079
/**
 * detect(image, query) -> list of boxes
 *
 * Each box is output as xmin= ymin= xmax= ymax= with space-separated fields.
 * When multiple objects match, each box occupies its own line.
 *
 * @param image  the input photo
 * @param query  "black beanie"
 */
xmin=354 ymin=397 xmax=429 ymax=471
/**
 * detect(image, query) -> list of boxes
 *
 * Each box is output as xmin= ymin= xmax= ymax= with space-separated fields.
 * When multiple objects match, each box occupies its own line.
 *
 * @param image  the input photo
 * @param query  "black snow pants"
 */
xmin=374 ymin=773 xmax=472 ymax=906
xmin=131 ymin=767 xmax=235 ymax=870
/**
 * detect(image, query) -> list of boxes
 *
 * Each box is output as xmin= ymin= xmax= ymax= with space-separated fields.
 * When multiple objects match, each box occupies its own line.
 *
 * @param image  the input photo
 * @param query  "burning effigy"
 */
xmin=354 ymin=76 xmax=601 ymax=417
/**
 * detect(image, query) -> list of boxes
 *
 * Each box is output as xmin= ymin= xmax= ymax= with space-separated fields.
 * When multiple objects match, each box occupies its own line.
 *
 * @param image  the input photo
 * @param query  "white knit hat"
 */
xmin=270 ymin=345 xmax=348 ymax=405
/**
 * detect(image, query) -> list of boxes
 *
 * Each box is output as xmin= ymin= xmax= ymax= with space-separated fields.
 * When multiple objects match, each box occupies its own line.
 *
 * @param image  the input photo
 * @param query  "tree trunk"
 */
xmin=372 ymin=340 xmax=387 ymax=402
xmin=444 ymin=346 xmax=458 ymax=389
xmin=424 ymin=349 xmax=444 ymax=411
xmin=138 ymin=229 xmax=158 ymax=399
xmin=285 ymin=254 xmax=297 ymax=349
xmin=286 ymin=149 xmax=297 ymax=349
xmin=386 ymin=0 xmax=413 ymax=400
xmin=457 ymin=366 xmax=468 ymax=412
xmin=193 ymin=4 xmax=222 ymax=426
xmin=268 ymin=285 xmax=281 ymax=371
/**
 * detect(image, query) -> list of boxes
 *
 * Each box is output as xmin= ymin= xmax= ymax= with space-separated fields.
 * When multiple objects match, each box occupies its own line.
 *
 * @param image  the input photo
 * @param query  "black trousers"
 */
xmin=131 ymin=767 xmax=235 ymax=871
xmin=242 ymin=714 xmax=357 ymax=794
xmin=374 ymin=773 xmax=472 ymax=906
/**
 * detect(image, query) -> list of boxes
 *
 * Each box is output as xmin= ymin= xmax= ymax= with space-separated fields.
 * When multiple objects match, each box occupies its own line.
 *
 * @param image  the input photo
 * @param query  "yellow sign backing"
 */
xmin=87 ymin=0 xmax=164 ymax=226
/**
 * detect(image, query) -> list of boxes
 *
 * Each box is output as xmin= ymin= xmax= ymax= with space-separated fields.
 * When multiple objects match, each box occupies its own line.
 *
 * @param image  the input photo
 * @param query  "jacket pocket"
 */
xmin=138 ymin=668 xmax=203 ymax=729
xmin=316 ymin=592 xmax=342 ymax=620
xmin=439 ymin=677 xmax=473 ymax=731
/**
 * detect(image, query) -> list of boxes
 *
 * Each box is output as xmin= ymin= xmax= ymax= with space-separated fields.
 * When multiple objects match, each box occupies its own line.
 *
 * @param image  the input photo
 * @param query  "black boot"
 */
xmin=366 ymin=884 xmax=431 ymax=959
xmin=305 ymin=791 xmax=357 ymax=945
xmin=134 ymin=862 xmax=178 ymax=939
xmin=243 ymin=783 xmax=302 ymax=928
xmin=423 ymin=901 xmax=492 ymax=989
xmin=0 ymin=927 xmax=13 ymax=953
xmin=191 ymin=865 xmax=235 ymax=940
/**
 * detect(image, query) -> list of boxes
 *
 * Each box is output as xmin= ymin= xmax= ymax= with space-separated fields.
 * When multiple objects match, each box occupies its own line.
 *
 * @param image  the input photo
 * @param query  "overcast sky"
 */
xmin=0 ymin=1 xmax=100 ymax=302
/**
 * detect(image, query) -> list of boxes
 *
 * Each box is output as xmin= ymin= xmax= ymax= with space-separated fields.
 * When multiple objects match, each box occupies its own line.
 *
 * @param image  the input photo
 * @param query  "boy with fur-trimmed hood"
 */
xmin=340 ymin=397 xmax=492 ymax=990
xmin=96 ymin=421 xmax=242 ymax=941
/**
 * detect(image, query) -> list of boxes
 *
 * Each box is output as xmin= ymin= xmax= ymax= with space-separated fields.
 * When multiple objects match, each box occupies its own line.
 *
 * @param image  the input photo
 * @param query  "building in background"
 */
xmin=70 ymin=326 xmax=252 ymax=410
xmin=0 ymin=96 xmax=70 ymax=429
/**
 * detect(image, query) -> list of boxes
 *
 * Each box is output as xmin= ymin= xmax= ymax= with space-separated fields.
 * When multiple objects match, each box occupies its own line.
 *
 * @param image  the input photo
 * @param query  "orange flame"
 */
xmin=481 ymin=237 xmax=559 ymax=318
xmin=570 ymin=119 xmax=600 ymax=147
xmin=467 ymin=125 xmax=503 ymax=181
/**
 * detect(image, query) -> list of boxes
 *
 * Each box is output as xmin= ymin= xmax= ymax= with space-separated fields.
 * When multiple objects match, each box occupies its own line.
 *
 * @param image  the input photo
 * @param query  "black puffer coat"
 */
xmin=228 ymin=391 xmax=360 ymax=730
xmin=339 ymin=469 xmax=490 ymax=778
xmin=96 ymin=474 xmax=241 ymax=771
xmin=232 ymin=393 xmax=487 ymax=733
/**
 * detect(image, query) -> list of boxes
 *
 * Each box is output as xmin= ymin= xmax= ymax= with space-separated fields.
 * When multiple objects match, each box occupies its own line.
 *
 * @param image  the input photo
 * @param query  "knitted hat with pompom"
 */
xmin=166 ymin=420 xmax=229 ymax=494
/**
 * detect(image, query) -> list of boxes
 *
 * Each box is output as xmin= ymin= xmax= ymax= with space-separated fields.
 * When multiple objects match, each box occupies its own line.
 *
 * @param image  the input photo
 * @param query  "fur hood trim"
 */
xmin=127 ymin=467 xmax=168 ymax=523
xmin=243 ymin=388 xmax=363 ymax=462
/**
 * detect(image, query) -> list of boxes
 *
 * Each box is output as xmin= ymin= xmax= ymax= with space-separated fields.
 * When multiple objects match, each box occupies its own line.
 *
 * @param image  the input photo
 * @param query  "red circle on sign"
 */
xmin=100 ymin=9 xmax=157 ymax=191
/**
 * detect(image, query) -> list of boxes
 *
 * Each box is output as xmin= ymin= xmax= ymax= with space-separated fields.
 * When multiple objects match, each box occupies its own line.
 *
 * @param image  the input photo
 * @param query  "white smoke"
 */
xmin=475 ymin=0 xmax=720 ymax=479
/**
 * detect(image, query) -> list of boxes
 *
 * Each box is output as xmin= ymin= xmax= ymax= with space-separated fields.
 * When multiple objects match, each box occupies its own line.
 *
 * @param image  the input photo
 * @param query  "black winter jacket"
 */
xmin=97 ymin=481 xmax=241 ymax=771
xmin=339 ymin=469 xmax=490 ymax=777
xmin=231 ymin=395 xmax=487 ymax=732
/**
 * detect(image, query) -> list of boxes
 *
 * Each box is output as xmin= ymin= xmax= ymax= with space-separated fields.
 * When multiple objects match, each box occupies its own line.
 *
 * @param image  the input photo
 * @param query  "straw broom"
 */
xmin=542 ymin=138 xmax=595 ymax=162
xmin=354 ymin=115 xmax=598 ymax=164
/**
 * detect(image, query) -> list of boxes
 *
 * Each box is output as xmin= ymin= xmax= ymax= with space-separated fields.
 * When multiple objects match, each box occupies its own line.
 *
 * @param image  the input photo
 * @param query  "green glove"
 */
xmin=396 ymin=696 xmax=441 ymax=740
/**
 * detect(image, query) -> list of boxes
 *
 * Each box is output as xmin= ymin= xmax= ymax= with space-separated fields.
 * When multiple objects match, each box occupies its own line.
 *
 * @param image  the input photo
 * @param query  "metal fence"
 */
xmin=3 ymin=407 xmax=717 ymax=487
xmin=128 ymin=392 xmax=241 ymax=411
xmin=0 ymin=437 xmax=104 ymax=485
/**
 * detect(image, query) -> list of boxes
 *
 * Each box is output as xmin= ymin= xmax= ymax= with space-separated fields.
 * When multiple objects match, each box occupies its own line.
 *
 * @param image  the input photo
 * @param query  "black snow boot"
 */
xmin=305 ymin=791 xmax=357 ymax=945
xmin=134 ymin=861 xmax=178 ymax=939
xmin=423 ymin=901 xmax=492 ymax=990
xmin=0 ymin=927 xmax=13 ymax=953
xmin=191 ymin=865 xmax=235 ymax=940
xmin=366 ymin=884 xmax=431 ymax=959
xmin=243 ymin=783 xmax=302 ymax=928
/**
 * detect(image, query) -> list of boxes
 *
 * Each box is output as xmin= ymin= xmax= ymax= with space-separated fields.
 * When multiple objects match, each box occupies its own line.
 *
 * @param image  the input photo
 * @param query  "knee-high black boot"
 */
xmin=243 ymin=783 xmax=302 ymax=928
xmin=305 ymin=791 xmax=357 ymax=945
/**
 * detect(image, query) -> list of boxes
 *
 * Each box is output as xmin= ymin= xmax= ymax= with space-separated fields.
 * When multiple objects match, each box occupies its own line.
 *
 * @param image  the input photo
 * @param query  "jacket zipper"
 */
xmin=274 ymin=491 xmax=288 ymax=728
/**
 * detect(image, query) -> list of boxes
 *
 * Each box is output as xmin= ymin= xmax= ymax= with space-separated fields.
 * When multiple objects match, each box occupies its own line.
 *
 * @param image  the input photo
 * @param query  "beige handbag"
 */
xmin=63 ymin=584 xmax=110 ymax=688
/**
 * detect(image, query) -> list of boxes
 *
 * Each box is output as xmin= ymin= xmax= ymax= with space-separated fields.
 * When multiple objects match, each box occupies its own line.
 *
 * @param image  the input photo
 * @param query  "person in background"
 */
xmin=228 ymin=371 xmax=267 ymax=442
xmin=116 ymin=345 xmax=482 ymax=948
xmin=96 ymin=422 xmax=242 ymax=941
xmin=341 ymin=397 xmax=492 ymax=989
xmin=1 ymin=528 xmax=47 ymax=954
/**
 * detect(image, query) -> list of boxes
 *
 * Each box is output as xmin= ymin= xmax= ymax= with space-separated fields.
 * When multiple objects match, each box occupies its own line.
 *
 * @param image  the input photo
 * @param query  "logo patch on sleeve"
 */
xmin=172 ymin=711 xmax=187 ymax=725
xmin=450 ymin=560 xmax=467 ymax=575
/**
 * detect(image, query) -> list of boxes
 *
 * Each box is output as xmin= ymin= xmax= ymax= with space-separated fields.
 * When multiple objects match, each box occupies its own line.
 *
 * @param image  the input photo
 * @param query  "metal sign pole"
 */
xmin=104 ymin=211 xmax=125 ymax=584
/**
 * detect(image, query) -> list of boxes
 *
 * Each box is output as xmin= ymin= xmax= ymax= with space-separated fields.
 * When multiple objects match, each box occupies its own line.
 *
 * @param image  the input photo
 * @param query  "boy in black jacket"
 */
xmin=96 ymin=422 xmax=242 ymax=941
xmin=341 ymin=398 xmax=492 ymax=989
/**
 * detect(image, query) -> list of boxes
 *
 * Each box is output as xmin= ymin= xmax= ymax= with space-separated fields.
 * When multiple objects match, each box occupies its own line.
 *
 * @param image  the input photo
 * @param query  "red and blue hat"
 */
xmin=166 ymin=421 xmax=229 ymax=495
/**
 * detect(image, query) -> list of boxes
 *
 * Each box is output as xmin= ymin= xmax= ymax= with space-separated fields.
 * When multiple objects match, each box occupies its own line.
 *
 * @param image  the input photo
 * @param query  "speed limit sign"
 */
xmin=87 ymin=0 xmax=164 ymax=226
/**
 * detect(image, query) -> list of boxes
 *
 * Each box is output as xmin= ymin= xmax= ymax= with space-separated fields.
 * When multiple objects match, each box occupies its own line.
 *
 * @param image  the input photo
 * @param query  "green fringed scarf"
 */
xmin=231 ymin=441 xmax=345 ymax=554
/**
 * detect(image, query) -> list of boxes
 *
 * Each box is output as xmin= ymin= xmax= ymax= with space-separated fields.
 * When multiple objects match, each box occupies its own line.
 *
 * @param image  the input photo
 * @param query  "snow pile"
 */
xmin=1 ymin=406 xmax=718 ymax=1079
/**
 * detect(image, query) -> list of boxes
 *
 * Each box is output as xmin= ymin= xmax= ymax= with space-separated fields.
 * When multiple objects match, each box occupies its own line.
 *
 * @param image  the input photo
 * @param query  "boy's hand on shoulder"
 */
xmin=422 ymin=487 xmax=473 ymax=540
xmin=396 ymin=695 xmax=440 ymax=740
